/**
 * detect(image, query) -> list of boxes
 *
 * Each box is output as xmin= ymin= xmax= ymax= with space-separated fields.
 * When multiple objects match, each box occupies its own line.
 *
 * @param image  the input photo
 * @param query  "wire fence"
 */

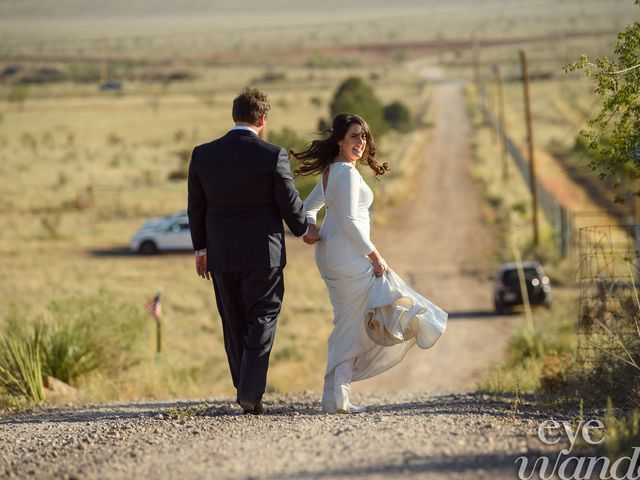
xmin=480 ymin=97 xmax=573 ymax=257
xmin=576 ymin=224 xmax=640 ymax=375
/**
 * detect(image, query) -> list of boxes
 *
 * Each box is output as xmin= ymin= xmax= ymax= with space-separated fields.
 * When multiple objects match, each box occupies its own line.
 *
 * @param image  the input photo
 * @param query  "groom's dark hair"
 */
xmin=232 ymin=87 xmax=271 ymax=126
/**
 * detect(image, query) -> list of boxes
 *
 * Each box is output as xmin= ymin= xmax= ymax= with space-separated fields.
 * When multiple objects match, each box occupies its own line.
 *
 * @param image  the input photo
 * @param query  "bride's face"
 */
xmin=338 ymin=123 xmax=366 ymax=162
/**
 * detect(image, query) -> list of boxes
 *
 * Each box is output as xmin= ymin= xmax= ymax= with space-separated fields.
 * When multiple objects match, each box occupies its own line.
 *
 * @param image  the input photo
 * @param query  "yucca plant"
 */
xmin=39 ymin=319 xmax=100 ymax=385
xmin=0 ymin=319 xmax=45 ymax=403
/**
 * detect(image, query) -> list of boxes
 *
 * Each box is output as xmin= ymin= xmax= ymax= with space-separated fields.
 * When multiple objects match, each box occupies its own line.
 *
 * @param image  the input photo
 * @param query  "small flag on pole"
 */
xmin=145 ymin=291 xmax=163 ymax=354
xmin=145 ymin=291 xmax=162 ymax=320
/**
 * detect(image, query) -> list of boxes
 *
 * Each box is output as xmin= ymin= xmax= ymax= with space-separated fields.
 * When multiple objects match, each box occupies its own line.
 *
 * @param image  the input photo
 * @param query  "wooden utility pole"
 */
xmin=100 ymin=41 xmax=108 ymax=84
xmin=635 ymin=190 xmax=640 ymax=284
xmin=472 ymin=38 xmax=480 ymax=90
xmin=488 ymin=87 xmax=497 ymax=143
xmin=494 ymin=64 xmax=509 ymax=182
xmin=520 ymin=50 xmax=539 ymax=247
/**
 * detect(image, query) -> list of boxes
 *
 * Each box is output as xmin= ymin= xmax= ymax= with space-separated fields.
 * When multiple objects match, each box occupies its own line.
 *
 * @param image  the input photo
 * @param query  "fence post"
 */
xmin=560 ymin=206 xmax=571 ymax=258
xmin=520 ymin=50 xmax=539 ymax=248
xmin=635 ymin=193 xmax=640 ymax=284
xmin=493 ymin=64 xmax=509 ymax=183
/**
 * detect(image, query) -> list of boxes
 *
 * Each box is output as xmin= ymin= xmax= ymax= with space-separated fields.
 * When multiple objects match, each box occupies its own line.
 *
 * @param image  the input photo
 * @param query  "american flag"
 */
xmin=144 ymin=291 xmax=162 ymax=319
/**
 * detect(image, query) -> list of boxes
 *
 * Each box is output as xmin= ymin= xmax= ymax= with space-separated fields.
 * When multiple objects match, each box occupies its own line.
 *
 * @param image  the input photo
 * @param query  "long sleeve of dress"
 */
xmin=332 ymin=167 xmax=376 ymax=256
xmin=303 ymin=181 xmax=325 ymax=225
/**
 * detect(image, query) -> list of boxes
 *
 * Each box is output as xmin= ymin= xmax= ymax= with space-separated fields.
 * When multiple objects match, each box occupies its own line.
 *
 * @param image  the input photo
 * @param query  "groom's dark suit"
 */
xmin=187 ymin=128 xmax=307 ymax=405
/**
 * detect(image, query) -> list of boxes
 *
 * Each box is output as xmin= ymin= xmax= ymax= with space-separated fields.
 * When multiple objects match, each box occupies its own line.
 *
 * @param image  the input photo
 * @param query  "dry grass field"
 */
xmin=0 ymin=61 xmax=429 ymax=402
xmin=0 ymin=0 xmax=636 ymax=405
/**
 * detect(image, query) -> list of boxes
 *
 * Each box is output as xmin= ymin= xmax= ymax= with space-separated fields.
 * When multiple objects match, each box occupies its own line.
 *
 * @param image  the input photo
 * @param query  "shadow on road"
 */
xmin=281 ymin=451 xmax=519 ymax=478
xmin=87 ymin=248 xmax=192 ymax=258
xmin=1 ymin=392 xmax=573 ymax=426
xmin=446 ymin=310 xmax=518 ymax=320
xmin=0 ymin=400 xmax=239 ymax=425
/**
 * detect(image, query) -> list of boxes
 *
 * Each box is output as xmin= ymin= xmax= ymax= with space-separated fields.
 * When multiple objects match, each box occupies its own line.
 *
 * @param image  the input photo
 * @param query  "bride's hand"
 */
xmin=372 ymin=258 xmax=389 ymax=277
xmin=368 ymin=250 xmax=389 ymax=277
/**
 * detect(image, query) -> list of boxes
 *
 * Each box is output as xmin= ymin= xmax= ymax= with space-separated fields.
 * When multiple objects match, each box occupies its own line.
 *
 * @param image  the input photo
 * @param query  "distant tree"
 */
xmin=329 ymin=76 xmax=388 ymax=137
xmin=565 ymin=1 xmax=640 ymax=181
xmin=384 ymin=101 xmax=411 ymax=132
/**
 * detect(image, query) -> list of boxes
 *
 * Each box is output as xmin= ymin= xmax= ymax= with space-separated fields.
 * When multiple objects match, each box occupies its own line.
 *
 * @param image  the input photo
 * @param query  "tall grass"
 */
xmin=0 ymin=315 xmax=45 ymax=402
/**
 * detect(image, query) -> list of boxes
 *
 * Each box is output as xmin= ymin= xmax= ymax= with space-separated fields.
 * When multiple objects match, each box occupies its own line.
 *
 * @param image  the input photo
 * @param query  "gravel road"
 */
xmin=1 ymin=391 xmax=576 ymax=480
xmin=0 ymin=81 xmax=562 ymax=480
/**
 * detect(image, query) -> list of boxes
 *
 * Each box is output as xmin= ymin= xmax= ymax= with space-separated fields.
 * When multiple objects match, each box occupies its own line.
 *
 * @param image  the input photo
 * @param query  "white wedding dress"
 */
xmin=303 ymin=161 xmax=448 ymax=412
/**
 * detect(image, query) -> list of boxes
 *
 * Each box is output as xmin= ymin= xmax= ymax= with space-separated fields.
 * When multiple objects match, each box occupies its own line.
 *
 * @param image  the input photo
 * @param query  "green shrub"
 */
xmin=329 ymin=76 xmax=389 ymax=138
xmin=0 ymin=291 xmax=149 ymax=404
xmin=384 ymin=101 xmax=411 ymax=132
xmin=509 ymin=327 xmax=548 ymax=363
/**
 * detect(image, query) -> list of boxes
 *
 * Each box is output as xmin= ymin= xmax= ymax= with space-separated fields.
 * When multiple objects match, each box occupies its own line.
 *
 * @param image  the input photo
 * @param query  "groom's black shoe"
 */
xmin=238 ymin=399 xmax=265 ymax=415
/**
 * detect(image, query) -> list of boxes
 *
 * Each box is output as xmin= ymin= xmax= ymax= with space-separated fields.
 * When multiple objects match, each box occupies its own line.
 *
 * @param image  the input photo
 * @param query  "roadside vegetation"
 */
xmin=473 ymin=1 xmax=640 ymax=456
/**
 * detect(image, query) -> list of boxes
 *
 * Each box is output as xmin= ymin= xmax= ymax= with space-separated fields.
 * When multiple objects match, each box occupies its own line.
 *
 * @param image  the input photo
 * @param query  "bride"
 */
xmin=293 ymin=113 xmax=448 ymax=414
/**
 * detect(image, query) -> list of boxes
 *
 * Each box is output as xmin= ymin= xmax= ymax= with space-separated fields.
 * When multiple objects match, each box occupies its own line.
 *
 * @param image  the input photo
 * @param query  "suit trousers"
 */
xmin=212 ymin=267 xmax=284 ymax=403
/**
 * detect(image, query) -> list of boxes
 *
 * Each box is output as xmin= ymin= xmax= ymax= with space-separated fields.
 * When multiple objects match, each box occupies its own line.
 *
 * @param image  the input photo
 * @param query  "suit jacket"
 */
xmin=187 ymin=129 xmax=307 ymax=272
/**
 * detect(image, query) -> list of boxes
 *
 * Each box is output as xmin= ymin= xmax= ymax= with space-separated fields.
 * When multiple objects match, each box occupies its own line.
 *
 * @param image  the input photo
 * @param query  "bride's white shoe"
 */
xmin=334 ymin=384 xmax=366 ymax=414
xmin=330 ymin=360 xmax=367 ymax=414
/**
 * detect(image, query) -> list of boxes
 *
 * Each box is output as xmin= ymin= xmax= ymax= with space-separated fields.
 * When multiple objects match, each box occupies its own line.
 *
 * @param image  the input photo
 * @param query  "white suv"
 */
xmin=130 ymin=210 xmax=193 ymax=254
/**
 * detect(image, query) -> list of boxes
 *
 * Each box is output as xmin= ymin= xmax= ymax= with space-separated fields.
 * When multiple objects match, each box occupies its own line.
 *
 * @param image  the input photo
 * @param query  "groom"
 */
xmin=187 ymin=87 xmax=316 ymax=414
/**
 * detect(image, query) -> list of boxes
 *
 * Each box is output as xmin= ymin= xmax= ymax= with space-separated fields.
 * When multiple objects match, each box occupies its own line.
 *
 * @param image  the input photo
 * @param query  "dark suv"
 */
xmin=493 ymin=261 xmax=552 ymax=314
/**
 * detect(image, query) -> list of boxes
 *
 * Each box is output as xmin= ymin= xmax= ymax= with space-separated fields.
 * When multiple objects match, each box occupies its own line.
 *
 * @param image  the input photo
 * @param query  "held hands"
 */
xmin=195 ymin=254 xmax=210 ymax=280
xmin=303 ymin=224 xmax=322 ymax=245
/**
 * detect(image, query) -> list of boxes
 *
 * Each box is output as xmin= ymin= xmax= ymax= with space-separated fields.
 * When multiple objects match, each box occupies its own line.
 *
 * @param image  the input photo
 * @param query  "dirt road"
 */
xmin=0 ymin=82 xmax=545 ymax=480
xmin=359 ymin=81 xmax=517 ymax=394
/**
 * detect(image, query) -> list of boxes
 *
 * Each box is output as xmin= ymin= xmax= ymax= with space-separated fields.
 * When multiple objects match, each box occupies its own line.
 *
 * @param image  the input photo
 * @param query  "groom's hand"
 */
xmin=303 ymin=224 xmax=322 ymax=245
xmin=195 ymin=254 xmax=210 ymax=280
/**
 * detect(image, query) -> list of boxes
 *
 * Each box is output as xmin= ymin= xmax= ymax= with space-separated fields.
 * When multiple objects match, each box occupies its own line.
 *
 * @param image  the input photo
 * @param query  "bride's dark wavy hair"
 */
xmin=291 ymin=113 xmax=389 ymax=178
